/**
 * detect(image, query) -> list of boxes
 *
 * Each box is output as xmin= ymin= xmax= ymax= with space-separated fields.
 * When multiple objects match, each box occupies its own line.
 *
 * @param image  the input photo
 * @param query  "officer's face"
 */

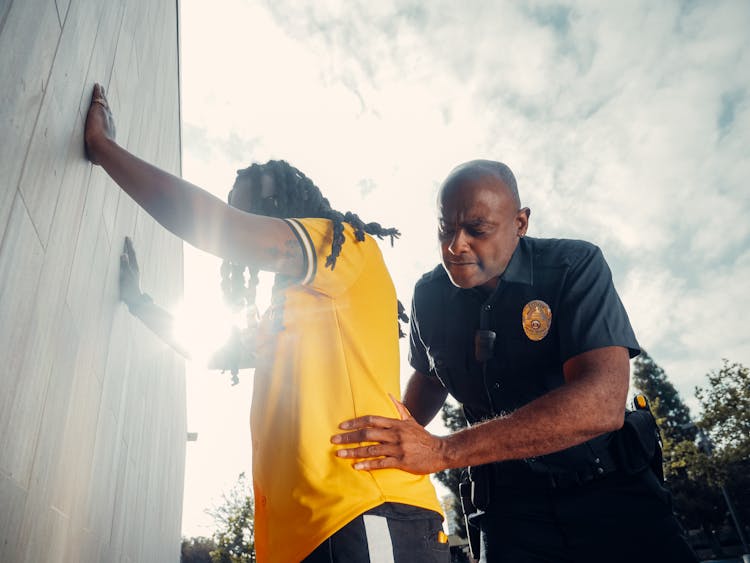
xmin=438 ymin=173 xmax=528 ymax=290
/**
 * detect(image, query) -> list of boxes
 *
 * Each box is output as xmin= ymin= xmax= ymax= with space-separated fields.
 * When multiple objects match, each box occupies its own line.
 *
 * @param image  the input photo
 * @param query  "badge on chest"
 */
xmin=522 ymin=300 xmax=552 ymax=341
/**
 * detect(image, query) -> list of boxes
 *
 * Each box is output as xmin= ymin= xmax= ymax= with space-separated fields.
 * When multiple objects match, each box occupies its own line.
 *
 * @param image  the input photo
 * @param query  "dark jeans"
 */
xmin=476 ymin=469 xmax=699 ymax=563
xmin=303 ymin=502 xmax=450 ymax=563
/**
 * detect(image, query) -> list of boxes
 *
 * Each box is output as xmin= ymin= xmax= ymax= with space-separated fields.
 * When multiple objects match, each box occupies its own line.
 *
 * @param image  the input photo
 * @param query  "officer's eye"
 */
xmin=438 ymin=226 xmax=454 ymax=241
xmin=467 ymin=227 xmax=487 ymax=238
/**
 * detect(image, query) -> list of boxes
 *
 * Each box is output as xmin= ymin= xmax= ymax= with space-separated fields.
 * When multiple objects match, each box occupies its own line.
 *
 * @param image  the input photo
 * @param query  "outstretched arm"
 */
xmin=84 ymin=84 xmax=303 ymax=276
xmin=332 ymin=346 xmax=630 ymax=474
xmin=119 ymin=237 xmax=190 ymax=359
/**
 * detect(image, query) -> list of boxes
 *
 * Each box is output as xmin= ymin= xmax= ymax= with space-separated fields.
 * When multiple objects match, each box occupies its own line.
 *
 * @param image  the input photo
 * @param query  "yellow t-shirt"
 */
xmin=250 ymin=218 xmax=443 ymax=563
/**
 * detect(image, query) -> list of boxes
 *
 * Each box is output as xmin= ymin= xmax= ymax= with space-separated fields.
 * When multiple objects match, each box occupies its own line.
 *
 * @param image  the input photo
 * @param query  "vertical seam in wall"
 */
xmin=25 ymin=0 xmax=100 ymax=469
xmin=105 ymin=1 xmax=127 ymax=90
xmin=48 ymin=1 xmax=109 ymax=272
xmin=24 ymin=359 xmax=63 ymax=501
xmin=42 ymin=0 xmax=104 ymax=256
xmin=61 ymin=1 xmax=122 ymax=272
xmin=175 ymin=0 xmax=183 ymax=179
xmin=91 ymin=0 xmax=126 ymax=250
xmin=0 ymin=0 xmax=14 ymax=37
xmin=0 ymin=192 xmax=25 ymax=256
xmin=0 ymin=192 xmax=17 ymax=256
xmin=53 ymin=0 xmax=62 ymax=29
xmin=13 ymin=0 xmax=72 ymax=250
xmin=175 ymin=0 xmax=186 ymax=300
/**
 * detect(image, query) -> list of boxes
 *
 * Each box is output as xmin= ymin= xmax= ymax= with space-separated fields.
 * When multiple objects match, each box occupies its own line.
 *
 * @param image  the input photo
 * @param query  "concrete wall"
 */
xmin=0 ymin=1 xmax=186 ymax=561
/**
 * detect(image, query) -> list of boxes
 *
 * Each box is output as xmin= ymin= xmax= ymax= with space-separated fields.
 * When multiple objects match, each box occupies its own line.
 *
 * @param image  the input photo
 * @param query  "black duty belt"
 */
xmin=489 ymin=450 xmax=620 ymax=490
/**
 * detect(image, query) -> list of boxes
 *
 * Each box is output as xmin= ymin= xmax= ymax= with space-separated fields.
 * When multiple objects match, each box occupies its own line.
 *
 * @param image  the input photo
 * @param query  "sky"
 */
xmin=177 ymin=0 xmax=750 ymax=538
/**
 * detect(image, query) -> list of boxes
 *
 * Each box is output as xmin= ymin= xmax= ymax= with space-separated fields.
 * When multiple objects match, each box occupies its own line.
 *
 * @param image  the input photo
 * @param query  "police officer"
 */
xmin=332 ymin=160 xmax=698 ymax=562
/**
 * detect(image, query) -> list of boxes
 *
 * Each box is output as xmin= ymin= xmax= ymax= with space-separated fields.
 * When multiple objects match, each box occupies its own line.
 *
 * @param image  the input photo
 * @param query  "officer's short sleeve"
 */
xmin=557 ymin=245 xmax=640 ymax=362
xmin=284 ymin=218 xmax=366 ymax=297
xmin=408 ymin=285 xmax=433 ymax=376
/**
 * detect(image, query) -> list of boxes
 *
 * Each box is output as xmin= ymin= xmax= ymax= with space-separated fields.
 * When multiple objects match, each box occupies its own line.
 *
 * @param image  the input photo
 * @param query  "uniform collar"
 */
xmin=499 ymin=236 xmax=533 ymax=286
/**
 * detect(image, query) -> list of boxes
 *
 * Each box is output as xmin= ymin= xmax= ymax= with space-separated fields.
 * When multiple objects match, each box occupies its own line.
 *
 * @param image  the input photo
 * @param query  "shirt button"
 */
xmin=493 ymin=382 xmax=501 ymax=389
xmin=484 ymin=304 xmax=492 ymax=311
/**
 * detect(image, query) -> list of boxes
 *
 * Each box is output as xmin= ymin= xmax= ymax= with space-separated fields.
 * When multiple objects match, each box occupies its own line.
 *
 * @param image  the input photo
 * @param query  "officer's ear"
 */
xmin=516 ymin=207 xmax=530 ymax=237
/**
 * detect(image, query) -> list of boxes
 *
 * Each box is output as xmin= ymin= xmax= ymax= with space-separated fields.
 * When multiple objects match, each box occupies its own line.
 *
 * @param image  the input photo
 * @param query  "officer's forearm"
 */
xmin=439 ymin=347 xmax=629 ymax=469
xmin=441 ymin=392 xmax=604 ymax=468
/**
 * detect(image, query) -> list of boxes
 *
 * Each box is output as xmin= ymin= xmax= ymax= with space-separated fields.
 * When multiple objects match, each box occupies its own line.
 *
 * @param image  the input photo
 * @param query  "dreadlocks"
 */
xmin=220 ymin=160 xmax=408 ymax=335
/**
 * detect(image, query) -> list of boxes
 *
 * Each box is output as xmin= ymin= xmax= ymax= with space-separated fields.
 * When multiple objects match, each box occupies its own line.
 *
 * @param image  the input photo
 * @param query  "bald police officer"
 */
xmin=332 ymin=160 xmax=698 ymax=562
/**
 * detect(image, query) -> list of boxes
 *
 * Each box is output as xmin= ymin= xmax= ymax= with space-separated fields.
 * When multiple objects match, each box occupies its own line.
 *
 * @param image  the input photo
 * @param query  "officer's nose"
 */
xmin=448 ymin=229 xmax=469 ymax=255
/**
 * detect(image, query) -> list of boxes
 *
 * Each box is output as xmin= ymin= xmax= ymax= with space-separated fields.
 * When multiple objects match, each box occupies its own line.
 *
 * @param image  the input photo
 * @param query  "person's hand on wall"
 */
xmin=84 ymin=83 xmax=116 ymax=165
xmin=120 ymin=237 xmax=151 ymax=312
xmin=118 ymin=237 xmax=190 ymax=359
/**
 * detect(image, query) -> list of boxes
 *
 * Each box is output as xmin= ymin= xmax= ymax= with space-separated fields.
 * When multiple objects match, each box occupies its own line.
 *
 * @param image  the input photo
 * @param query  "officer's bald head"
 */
xmin=440 ymin=160 xmax=521 ymax=209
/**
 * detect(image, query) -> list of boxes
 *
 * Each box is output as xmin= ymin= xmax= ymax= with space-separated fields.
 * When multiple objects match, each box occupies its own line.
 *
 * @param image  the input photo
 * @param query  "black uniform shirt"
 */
xmin=409 ymin=236 xmax=640 ymax=430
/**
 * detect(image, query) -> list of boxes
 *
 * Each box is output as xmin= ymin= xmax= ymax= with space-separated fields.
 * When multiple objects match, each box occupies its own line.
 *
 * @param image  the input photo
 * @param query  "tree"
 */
xmin=434 ymin=399 xmax=468 ymax=539
xmin=662 ymin=437 xmax=727 ymax=538
xmin=632 ymin=349 xmax=695 ymax=443
xmin=635 ymin=357 xmax=750 ymax=555
xmin=208 ymin=472 xmax=256 ymax=563
xmin=695 ymin=360 xmax=750 ymax=465
xmin=181 ymin=537 xmax=216 ymax=563
xmin=630 ymin=351 xmax=726 ymax=544
xmin=694 ymin=360 xmax=750 ymax=547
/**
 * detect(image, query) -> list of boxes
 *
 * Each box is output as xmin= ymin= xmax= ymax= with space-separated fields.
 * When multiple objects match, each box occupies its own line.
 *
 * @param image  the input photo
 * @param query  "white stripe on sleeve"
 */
xmin=285 ymin=218 xmax=315 ymax=285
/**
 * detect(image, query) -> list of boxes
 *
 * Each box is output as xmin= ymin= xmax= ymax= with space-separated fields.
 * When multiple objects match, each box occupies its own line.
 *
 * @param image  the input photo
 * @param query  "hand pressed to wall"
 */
xmin=119 ymin=236 xmax=150 ymax=311
xmin=84 ymin=83 xmax=116 ymax=165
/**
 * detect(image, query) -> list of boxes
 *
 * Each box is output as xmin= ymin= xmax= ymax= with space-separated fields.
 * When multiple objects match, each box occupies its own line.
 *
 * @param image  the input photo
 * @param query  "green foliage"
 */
xmin=434 ymin=400 xmax=468 ymax=539
xmin=661 ymin=436 xmax=727 ymax=530
xmin=631 ymin=351 xmax=728 ymax=531
xmin=635 ymin=354 xmax=750 ymax=549
xmin=632 ymin=349 xmax=695 ymax=443
xmin=694 ymin=360 xmax=750 ymax=539
xmin=209 ymin=473 xmax=256 ymax=563
xmin=181 ymin=536 xmax=217 ymax=563
xmin=695 ymin=360 xmax=750 ymax=465
xmin=664 ymin=438 xmax=724 ymax=486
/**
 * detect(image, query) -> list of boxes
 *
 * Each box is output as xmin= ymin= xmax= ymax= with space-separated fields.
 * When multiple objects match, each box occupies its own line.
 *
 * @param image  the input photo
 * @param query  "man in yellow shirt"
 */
xmin=84 ymin=84 xmax=447 ymax=562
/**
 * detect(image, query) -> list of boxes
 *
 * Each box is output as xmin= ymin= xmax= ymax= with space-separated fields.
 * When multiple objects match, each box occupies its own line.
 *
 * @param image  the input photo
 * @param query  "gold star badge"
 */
xmin=522 ymin=300 xmax=552 ymax=341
